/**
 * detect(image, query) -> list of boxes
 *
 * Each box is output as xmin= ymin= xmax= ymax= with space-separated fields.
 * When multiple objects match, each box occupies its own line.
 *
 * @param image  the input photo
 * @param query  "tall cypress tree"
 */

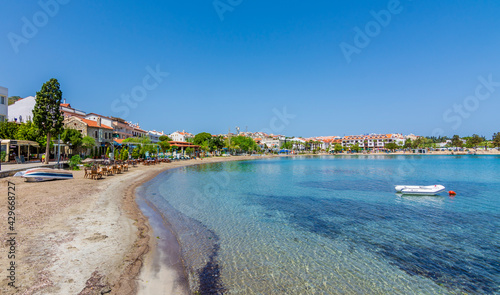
xmin=33 ymin=78 xmax=64 ymax=164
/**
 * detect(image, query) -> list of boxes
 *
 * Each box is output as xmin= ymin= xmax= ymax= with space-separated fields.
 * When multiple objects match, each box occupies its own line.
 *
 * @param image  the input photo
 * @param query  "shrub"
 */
xmin=69 ymin=155 xmax=81 ymax=170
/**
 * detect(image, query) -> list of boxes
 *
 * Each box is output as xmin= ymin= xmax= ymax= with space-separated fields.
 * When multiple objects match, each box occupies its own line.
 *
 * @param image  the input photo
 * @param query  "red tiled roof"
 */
xmin=80 ymin=118 xmax=113 ymax=130
xmin=60 ymin=103 xmax=70 ymax=107
xmin=114 ymin=139 xmax=124 ymax=144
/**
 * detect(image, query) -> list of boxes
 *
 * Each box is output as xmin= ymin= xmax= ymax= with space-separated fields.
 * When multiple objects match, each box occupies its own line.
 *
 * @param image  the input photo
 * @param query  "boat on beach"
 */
xmin=395 ymin=185 xmax=446 ymax=195
xmin=14 ymin=168 xmax=73 ymax=182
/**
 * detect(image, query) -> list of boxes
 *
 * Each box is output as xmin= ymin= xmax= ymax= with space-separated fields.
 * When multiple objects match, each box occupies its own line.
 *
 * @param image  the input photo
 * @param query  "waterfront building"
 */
xmin=148 ymin=130 xmax=166 ymax=143
xmin=170 ymin=130 xmax=194 ymax=142
xmin=0 ymin=86 xmax=8 ymax=122
xmin=60 ymin=100 xmax=86 ymax=119
xmin=342 ymin=134 xmax=406 ymax=150
xmin=63 ymin=116 xmax=114 ymax=146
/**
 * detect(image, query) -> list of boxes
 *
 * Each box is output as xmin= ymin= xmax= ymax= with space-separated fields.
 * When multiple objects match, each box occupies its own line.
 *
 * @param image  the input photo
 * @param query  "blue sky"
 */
xmin=1 ymin=0 xmax=499 ymax=138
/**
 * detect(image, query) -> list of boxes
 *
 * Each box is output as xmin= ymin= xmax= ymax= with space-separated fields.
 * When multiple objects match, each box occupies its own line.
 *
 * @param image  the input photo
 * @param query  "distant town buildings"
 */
xmin=0 ymin=86 xmax=8 ymax=122
xmin=3 ymin=91 xmax=431 ymax=153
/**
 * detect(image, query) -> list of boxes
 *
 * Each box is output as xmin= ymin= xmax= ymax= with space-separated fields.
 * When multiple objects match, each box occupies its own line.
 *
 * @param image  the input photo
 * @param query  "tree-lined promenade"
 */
xmin=2 ymin=78 xmax=500 ymax=164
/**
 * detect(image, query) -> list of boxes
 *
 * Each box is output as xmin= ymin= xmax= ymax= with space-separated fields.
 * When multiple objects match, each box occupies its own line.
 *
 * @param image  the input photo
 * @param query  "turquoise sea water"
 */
xmin=137 ymin=156 xmax=500 ymax=294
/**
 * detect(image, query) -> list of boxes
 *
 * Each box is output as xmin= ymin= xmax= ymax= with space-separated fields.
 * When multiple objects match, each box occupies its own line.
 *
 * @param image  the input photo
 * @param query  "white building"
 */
xmin=85 ymin=113 xmax=114 ymax=128
xmin=148 ymin=130 xmax=166 ymax=143
xmin=61 ymin=101 xmax=86 ymax=119
xmin=0 ymin=86 xmax=8 ymax=122
xmin=342 ymin=134 xmax=406 ymax=150
xmin=170 ymin=130 xmax=193 ymax=142
xmin=261 ymin=137 xmax=280 ymax=148
xmin=8 ymin=96 xmax=36 ymax=123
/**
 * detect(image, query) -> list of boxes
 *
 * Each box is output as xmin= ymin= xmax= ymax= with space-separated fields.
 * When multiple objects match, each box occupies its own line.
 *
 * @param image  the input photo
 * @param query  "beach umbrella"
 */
xmin=82 ymin=158 xmax=96 ymax=163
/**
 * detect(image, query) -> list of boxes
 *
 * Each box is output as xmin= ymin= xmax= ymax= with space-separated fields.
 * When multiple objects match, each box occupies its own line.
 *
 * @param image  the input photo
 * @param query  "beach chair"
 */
xmin=84 ymin=167 xmax=89 ymax=178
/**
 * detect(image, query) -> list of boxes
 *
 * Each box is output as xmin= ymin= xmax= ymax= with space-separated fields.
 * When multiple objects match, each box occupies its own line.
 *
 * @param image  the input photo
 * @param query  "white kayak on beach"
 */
xmin=14 ymin=168 xmax=73 ymax=182
xmin=395 ymin=185 xmax=446 ymax=195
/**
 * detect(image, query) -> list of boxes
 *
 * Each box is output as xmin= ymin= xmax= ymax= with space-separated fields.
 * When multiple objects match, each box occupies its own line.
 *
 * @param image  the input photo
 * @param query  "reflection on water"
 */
xmin=142 ymin=156 xmax=500 ymax=294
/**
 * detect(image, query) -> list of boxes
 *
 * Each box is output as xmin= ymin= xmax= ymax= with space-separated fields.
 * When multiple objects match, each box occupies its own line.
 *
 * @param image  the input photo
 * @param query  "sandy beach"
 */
xmin=0 ymin=155 xmax=273 ymax=295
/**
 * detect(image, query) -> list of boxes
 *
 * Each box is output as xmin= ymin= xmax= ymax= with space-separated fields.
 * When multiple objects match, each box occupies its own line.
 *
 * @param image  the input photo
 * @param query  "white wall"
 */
xmin=0 ymin=86 xmax=8 ymax=122
xmin=8 ymin=96 xmax=36 ymax=122
xmin=84 ymin=114 xmax=113 ymax=128
xmin=170 ymin=132 xmax=186 ymax=142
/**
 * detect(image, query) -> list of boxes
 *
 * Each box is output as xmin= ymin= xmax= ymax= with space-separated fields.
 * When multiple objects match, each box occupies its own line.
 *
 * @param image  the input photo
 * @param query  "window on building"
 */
xmin=0 ymin=115 xmax=5 ymax=122
xmin=0 ymin=96 xmax=4 ymax=104
xmin=95 ymin=131 xmax=98 ymax=138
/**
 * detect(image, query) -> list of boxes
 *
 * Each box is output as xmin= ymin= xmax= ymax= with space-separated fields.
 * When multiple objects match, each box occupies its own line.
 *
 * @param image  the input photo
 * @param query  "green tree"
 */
xmin=467 ymin=134 xmax=483 ymax=149
xmin=33 ymin=78 xmax=64 ymax=164
xmin=385 ymin=142 xmax=399 ymax=151
xmin=61 ymin=128 xmax=83 ymax=154
xmin=351 ymin=144 xmax=361 ymax=153
xmin=16 ymin=121 xmax=46 ymax=147
xmin=451 ymin=135 xmax=463 ymax=147
xmin=185 ymin=147 xmax=194 ymax=155
xmin=281 ymin=141 xmax=293 ymax=150
xmin=209 ymin=136 xmax=225 ymax=152
xmin=121 ymin=148 xmax=129 ymax=161
xmin=82 ymin=136 xmax=96 ymax=155
xmin=231 ymin=136 xmax=258 ymax=153
xmin=158 ymin=140 xmax=171 ymax=154
xmin=403 ymin=138 xmax=412 ymax=149
xmin=8 ymin=96 xmax=22 ymax=106
xmin=131 ymin=147 xmax=140 ymax=159
xmin=334 ymin=143 xmax=343 ymax=153
xmin=159 ymin=135 xmax=172 ymax=142
xmin=193 ymin=132 xmax=212 ymax=145
xmin=492 ymin=132 xmax=500 ymax=148
xmin=0 ymin=121 xmax=20 ymax=139
xmin=412 ymin=137 xmax=426 ymax=148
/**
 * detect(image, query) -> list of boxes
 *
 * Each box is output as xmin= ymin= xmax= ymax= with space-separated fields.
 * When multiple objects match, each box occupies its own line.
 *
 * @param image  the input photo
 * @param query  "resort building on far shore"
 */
xmin=0 ymin=86 xmax=8 ymax=122
xmin=261 ymin=137 xmax=281 ymax=149
xmin=342 ymin=134 xmax=406 ymax=150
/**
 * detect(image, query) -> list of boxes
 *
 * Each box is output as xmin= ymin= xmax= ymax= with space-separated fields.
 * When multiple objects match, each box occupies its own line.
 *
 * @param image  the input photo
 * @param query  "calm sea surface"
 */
xmin=138 ymin=155 xmax=500 ymax=294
